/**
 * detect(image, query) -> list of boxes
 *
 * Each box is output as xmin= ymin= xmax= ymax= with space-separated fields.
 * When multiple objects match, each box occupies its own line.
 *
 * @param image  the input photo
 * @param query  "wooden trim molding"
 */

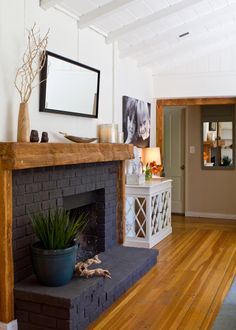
xmin=156 ymin=97 xmax=236 ymax=159
xmin=156 ymin=102 xmax=164 ymax=157
xmin=116 ymin=161 xmax=126 ymax=244
xmin=157 ymin=97 xmax=236 ymax=106
xmin=0 ymin=170 xmax=14 ymax=323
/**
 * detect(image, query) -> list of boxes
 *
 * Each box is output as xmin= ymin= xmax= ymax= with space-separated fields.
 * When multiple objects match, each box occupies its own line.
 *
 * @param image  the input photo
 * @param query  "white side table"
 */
xmin=124 ymin=178 xmax=172 ymax=248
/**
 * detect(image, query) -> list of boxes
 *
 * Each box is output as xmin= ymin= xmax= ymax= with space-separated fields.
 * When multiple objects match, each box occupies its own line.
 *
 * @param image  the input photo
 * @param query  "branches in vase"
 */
xmin=14 ymin=23 xmax=49 ymax=103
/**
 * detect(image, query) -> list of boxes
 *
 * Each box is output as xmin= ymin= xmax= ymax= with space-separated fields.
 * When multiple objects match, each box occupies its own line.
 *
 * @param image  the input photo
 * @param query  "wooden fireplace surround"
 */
xmin=0 ymin=142 xmax=134 ymax=324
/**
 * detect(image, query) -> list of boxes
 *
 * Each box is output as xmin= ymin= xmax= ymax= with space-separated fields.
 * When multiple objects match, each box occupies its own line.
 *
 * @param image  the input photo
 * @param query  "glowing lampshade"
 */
xmin=142 ymin=147 xmax=161 ymax=166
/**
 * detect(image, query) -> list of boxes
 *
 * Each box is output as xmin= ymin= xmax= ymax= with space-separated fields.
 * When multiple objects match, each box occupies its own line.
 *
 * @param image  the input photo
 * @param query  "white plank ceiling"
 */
xmin=41 ymin=0 xmax=236 ymax=74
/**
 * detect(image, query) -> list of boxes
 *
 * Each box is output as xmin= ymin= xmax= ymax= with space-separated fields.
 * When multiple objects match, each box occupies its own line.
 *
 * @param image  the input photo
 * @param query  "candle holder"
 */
xmin=98 ymin=124 xmax=118 ymax=143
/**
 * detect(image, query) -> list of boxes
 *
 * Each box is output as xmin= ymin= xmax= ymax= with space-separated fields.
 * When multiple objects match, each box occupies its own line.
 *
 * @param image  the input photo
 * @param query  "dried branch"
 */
xmin=14 ymin=23 xmax=49 ymax=104
xmin=75 ymin=255 xmax=112 ymax=279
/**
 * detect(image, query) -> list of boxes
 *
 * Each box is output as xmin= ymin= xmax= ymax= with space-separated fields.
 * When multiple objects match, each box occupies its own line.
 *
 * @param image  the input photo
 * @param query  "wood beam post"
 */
xmin=0 ymin=170 xmax=14 ymax=323
xmin=117 ymin=160 xmax=126 ymax=244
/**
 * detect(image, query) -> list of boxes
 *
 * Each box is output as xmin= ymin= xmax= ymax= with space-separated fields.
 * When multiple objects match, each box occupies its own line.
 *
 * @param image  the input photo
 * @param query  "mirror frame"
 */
xmin=201 ymin=106 xmax=235 ymax=170
xmin=39 ymin=51 xmax=100 ymax=118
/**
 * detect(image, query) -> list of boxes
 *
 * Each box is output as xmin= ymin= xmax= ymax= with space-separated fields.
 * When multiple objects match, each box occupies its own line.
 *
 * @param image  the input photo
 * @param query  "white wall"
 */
xmin=153 ymin=45 xmax=236 ymax=98
xmin=0 ymin=0 xmax=154 ymax=143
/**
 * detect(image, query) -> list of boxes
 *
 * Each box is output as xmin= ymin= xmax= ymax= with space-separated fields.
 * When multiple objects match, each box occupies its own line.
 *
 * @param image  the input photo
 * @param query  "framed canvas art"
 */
xmin=123 ymin=96 xmax=151 ymax=148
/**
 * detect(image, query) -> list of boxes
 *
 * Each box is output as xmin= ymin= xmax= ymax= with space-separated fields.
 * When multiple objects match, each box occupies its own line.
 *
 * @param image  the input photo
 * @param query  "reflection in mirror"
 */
xmin=40 ymin=51 xmax=100 ymax=118
xmin=203 ymin=121 xmax=233 ymax=167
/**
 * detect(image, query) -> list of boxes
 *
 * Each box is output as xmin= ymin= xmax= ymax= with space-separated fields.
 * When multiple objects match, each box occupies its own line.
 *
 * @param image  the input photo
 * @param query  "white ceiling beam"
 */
xmin=79 ymin=0 xmax=135 ymax=29
xmin=120 ymin=3 xmax=234 ymax=59
xmin=106 ymin=0 xmax=204 ymax=43
xmin=138 ymin=21 xmax=236 ymax=68
xmin=40 ymin=0 xmax=63 ymax=10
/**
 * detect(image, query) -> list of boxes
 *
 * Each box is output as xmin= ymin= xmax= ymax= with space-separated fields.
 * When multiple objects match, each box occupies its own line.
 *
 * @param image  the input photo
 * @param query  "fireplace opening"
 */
xmin=63 ymin=189 xmax=105 ymax=261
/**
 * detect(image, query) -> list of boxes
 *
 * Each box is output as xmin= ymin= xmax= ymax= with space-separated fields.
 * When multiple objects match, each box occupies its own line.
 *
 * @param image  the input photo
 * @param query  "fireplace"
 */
xmin=12 ymin=162 xmax=119 ymax=283
xmin=64 ymin=189 xmax=105 ymax=260
xmin=0 ymin=143 xmax=157 ymax=329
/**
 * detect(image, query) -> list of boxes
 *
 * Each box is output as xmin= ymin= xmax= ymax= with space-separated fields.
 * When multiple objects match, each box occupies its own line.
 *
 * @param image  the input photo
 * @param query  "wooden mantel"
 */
xmin=0 ymin=142 xmax=133 ymax=324
xmin=0 ymin=142 xmax=134 ymax=170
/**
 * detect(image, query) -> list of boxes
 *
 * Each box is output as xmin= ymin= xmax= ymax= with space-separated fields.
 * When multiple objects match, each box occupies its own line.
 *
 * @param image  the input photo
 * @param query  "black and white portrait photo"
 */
xmin=123 ymin=96 xmax=151 ymax=148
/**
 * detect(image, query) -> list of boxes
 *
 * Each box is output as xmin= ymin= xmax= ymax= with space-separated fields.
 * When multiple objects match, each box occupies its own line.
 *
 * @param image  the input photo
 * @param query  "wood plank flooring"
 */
xmin=89 ymin=215 xmax=236 ymax=330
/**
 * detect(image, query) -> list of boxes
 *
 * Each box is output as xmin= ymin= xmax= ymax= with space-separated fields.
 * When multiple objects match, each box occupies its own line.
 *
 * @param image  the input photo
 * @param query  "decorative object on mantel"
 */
xmin=30 ymin=129 xmax=39 ymax=142
xmin=14 ymin=24 xmax=49 ymax=142
xmin=98 ymin=124 xmax=118 ymax=143
xmin=59 ymin=131 xmax=97 ymax=143
xmin=75 ymin=255 xmax=111 ymax=279
xmin=30 ymin=208 xmax=87 ymax=286
xmin=126 ymin=146 xmax=145 ymax=185
xmin=40 ymin=131 xmax=49 ymax=143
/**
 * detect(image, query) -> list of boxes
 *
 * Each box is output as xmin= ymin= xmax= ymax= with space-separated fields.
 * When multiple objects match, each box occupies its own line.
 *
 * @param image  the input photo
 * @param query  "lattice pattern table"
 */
xmin=124 ymin=178 xmax=172 ymax=248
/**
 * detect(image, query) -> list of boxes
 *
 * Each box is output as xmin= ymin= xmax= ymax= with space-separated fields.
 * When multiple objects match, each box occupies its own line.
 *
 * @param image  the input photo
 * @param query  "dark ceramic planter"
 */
xmin=31 ymin=242 xmax=78 ymax=286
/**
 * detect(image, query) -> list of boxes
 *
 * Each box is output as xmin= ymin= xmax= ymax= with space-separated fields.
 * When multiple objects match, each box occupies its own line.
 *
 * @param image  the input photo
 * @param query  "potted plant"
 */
xmin=30 ymin=208 xmax=87 ymax=286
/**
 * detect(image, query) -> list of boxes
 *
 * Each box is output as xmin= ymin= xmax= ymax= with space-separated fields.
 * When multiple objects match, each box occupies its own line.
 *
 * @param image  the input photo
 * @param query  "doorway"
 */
xmin=156 ymin=97 xmax=236 ymax=216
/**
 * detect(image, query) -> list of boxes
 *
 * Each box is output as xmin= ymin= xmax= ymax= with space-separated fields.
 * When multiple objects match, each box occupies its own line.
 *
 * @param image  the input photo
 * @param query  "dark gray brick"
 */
xmin=13 ymin=205 xmax=26 ymax=217
xmin=57 ymin=178 xmax=69 ymax=188
xmin=13 ymin=227 xmax=26 ymax=240
xmin=17 ymin=194 xmax=34 ymax=206
xmin=42 ymin=181 xmax=57 ymax=191
xmin=16 ymin=236 xmax=33 ymax=250
xmin=56 ymin=319 xmax=71 ymax=330
xmin=25 ymin=183 xmax=42 ymax=194
xmin=42 ymin=305 xmax=70 ymax=319
xmin=16 ymin=215 xmax=30 ymax=227
xmin=15 ymin=309 xmax=29 ymax=322
xmin=63 ymin=187 xmax=76 ymax=196
xmin=49 ymin=189 xmax=62 ymax=199
xmin=16 ymin=300 xmax=42 ymax=313
xmin=41 ymin=199 xmax=57 ymax=210
xmin=33 ymin=191 xmax=50 ymax=202
xmin=33 ymin=172 xmax=50 ymax=182
xmin=26 ymin=202 xmax=41 ymax=214
xmin=29 ymin=313 xmax=56 ymax=328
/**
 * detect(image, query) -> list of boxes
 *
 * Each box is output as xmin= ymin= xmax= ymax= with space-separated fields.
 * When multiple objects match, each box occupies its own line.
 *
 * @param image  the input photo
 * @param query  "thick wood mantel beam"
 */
xmin=0 ymin=170 xmax=14 ymax=323
xmin=0 ymin=143 xmax=134 ymax=170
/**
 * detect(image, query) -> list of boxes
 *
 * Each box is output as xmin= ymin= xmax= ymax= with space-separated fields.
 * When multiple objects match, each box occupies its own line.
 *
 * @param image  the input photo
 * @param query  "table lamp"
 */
xmin=142 ymin=147 xmax=162 ymax=177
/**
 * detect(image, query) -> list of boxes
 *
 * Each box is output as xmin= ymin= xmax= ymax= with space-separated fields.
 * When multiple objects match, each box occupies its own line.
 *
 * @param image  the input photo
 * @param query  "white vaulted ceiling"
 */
xmin=41 ymin=0 xmax=236 ymax=74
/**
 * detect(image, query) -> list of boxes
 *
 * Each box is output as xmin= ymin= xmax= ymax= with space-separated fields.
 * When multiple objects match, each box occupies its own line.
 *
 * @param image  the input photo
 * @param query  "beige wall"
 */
xmin=186 ymin=106 xmax=236 ymax=217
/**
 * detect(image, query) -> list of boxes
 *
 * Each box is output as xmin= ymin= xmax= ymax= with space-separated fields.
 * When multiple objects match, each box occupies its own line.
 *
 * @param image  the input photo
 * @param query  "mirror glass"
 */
xmin=203 ymin=121 xmax=233 ymax=167
xmin=40 ymin=51 xmax=100 ymax=118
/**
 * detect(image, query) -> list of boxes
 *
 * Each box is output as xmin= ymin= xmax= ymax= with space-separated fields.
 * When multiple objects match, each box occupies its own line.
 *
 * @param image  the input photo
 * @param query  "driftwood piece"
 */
xmin=59 ymin=132 xmax=97 ymax=143
xmin=75 ymin=255 xmax=111 ymax=279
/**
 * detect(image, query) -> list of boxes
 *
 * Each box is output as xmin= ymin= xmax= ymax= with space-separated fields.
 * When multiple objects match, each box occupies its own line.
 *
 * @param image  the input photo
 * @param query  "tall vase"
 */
xmin=17 ymin=102 xmax=30 ymax=142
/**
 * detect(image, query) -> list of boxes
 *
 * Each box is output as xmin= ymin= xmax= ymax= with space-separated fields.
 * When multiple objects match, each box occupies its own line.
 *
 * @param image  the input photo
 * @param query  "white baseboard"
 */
xmin=0 ymin=320 xmax=17 ymax=330
xmin=185 ymin=211 xmax=236 ymax=220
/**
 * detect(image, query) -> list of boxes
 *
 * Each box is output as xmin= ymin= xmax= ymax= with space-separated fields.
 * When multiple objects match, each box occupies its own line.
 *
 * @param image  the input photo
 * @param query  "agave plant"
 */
xmin=30 ymin=208 xmax=87 ymax=250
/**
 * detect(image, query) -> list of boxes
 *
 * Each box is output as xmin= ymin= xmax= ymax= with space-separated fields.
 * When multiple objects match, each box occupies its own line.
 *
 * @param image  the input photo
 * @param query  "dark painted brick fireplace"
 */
xmin=13 ymin=160 xmax=157 ymax=329
xmin=12 ymin=161 xmax=118 ymax=283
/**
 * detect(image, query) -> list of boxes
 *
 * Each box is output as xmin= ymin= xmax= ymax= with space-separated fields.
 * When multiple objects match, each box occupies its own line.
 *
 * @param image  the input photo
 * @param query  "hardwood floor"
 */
xmin=90 ymin=215 xmax=236 ymax=330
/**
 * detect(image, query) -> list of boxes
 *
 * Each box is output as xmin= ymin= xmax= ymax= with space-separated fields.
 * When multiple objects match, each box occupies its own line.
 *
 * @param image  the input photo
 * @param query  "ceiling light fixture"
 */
xmin=179 ymin=32 xmax=190 ymax=38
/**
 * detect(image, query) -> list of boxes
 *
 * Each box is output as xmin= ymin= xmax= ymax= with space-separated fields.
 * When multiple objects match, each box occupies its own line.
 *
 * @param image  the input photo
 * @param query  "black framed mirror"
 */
xmin=202 ymin=105 xmax=235 ymax=169
xmin=39 ymin=51 xmax=100 ymax=118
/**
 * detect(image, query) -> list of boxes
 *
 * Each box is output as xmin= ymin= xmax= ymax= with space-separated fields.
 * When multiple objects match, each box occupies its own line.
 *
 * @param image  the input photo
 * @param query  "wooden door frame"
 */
xmin=156 ymin=97 xmax=236 ymax=156
xmin=156 ymin=97 xmax=236 ymax=215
